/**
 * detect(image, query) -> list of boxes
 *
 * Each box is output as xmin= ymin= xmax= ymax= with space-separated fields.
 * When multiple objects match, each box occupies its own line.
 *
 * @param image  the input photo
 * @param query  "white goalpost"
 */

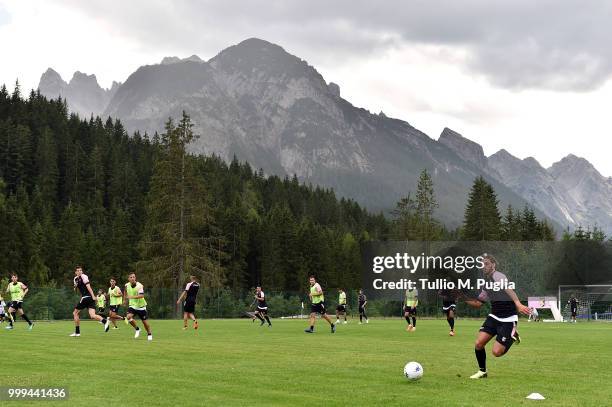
xmin=557 ymin=285 xmax=612 ymax=322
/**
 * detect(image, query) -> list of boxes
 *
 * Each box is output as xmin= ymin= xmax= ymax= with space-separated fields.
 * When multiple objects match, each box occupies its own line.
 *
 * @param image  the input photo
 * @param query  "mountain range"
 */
xmin=37 ymin=38 xmax=612 ymax=234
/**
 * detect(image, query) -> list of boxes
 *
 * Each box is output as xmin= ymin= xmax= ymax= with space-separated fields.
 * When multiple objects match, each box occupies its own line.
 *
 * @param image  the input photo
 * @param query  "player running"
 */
xmin=107 ymin=278 xmax=125 ymax=329
xmin=404 ymin=287 xmax=418 ymax=332
xmin=463 ymin=254 xmax=531 ymax=379
xmin=71 ymin=266 xmax=109 ymax=337
xmin=252 ymin=286 xmax=271 ymax=327
xmin=0 ymin=295 xmax=6 ymax=324
xmin=177 ymin=275 xmax=200 ymax=330
xmin=335 ymin=288 xmax=348 ymax=324
xmin=439 ymin=289 xmax=457 ymax=336
xmin=5 ymin=273 xmax=34 ymax=330
xmin=96 ymin=289 xmax=106 ymax=315
xmin=567 ymin=295 xmax=578 ymax=323
xmin=304 ymin=276 xmax=336 ymax=334
xmin=358 ymin=289 xmax=368 ymax=324
xmin=125 ymin=272 xmax=152 ymax=341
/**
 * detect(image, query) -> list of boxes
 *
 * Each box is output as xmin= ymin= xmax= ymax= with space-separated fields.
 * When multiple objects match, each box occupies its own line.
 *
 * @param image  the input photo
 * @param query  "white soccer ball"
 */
xmin=403 ymin=361 xmax=423 ymax=381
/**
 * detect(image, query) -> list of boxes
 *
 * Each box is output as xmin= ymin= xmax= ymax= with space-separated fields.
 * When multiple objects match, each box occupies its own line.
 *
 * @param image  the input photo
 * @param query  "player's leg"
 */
xmin=262 ymin=310 xmax=271 ymax=326
xmin=491 ymin=322 xmax=517 ymax=357
xmin=141 ymin=312 xmax=152 ymax=340
xmin=447 ymin=308 xmax=455 ymax=335
xmin=126 ymin=310 xmax=141 ymax=338
xmin=183 ymin=311 xmax=189 ymax=329
xmin=410 ymin=308 xmax=416 ymax=331
xmin=17 ymin=307 xmax=33 ymax=328
xmin=88 ymin=307 xmax=109 ymax=332
xmin=71 ymin=308 xmax=81 ymax=336
xmin=5 ymin=305 xmax=15 ymax=329
xmin=190 ymin=312 xmax=199 ymax=329
xmin=305 ymin=311 xmax=317 ymax=333
xmin=362 ymin=307 xmax=368 ymax=323
xmin=404 ymin=308 xmax=412 ymax=331
xmin=471 ymin=317 xmax=496 ymax=379
xmin=321 ymin=310 xmax=336 ymax=333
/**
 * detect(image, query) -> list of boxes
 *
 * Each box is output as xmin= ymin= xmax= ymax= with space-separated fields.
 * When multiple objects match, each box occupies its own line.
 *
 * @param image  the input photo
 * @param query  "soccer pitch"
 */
xmin=1 ymin=319 xmax=609 ymax=406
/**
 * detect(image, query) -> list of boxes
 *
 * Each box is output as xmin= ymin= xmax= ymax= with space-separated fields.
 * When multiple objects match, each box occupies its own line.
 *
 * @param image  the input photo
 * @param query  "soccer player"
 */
xmin=177 ymin=275 xmax=200 ymax=330
xmin=71 ymin=266 xmax=109 ymax=337
xmin=125 ymin=272 xmax=152 ymax=341
xmin=404 ymin=287 xmax=418 ymax=332
xmin=567 ymin=295 xmax=578 ymax=323
xmin=440 ymin=289 xmax=457 ymax=336
xmin=107 ymin=278 xmax=125 ymax=329
xmin=304 ymin=276 xmax=336 ymax=333
xmin=335 ymin=288 xmax=348 ymax=324
xmin=528 ymin=307 xmax=540 ymax=322
xmin=463 ymin=254 xmax=531 ymax=379
xmin=96 ymin=289 xmax=106 ymax=315
xmin=358 ymin=289 xmax=368 ymax=324
xmin=0 ymin=295 xmax=5 ymax=324
xmin=5 ymin=273 xmax=34 ymax=330
xmin=252 ymin=286 xmax=271 ymax=327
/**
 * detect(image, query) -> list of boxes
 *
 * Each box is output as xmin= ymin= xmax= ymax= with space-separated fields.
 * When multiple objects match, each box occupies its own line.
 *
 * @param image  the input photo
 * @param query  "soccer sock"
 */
xmin=256 ymin=313 xmax=264 ymax=322
xmin=309 ymin=325 xmax=314 ymax=331
xmin=475 ymin=348 xmax=486 ymax=371
xmin=265 ymin=316 xmax=271 ymax=325
xmin=11 ymin=312 xmax=17 ymax=323
xmin=448 ymin=317 xmax=455 ymax=330
xmin=101 ymin=317 xmax=107 ymax=324
xmin=405 ymin=316 xmax=411 ymax=324
xmin=75 ymin=325 xmax=80 ymax=334
xmin=9 ymin=314 xmax=14 ymax=326
xmin=359 ymin=314 xmax=363 ymax=322
xmin=412 ymin=317 xmax=416 ymax=327
xmin=21 ymin=314 xmax=32 ymax=325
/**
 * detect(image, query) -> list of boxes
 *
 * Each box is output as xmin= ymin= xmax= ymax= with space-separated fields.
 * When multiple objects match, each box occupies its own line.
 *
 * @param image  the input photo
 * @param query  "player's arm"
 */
xmin=176 ymin=291 xmax=186 ymax=304
xmin=21 ymin=283 xmax=28 ymax=297
xmin=504 ymin=287 xmax=531 ymax=315
xmin=86 ymin=283 xmax=97 ymax=301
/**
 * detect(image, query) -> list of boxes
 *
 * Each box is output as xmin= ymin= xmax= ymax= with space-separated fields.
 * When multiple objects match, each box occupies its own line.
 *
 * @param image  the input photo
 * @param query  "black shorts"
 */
xmin=109 ymin=305 xmax=120 ymax=313
xmin=571 ymin=308 xmax=577 ymax=317
xmin=98 ymin=307 xmax=105 ymax=314
xmin=311 ymin=302 xmax=326 ymax=315
xmin=336 ymin=304 xmax=346 ymax=312
xmin=480 ymin=315 xmax=517 ymax=350
xmin=8 ymin=301 xmax=23 ymax=310
xmin=359 ymin=305 xmax=366 ymax=314
xmin=403 ymin=306 xmax=417 ymax=315
xmin=128 ymin=307 xmax=148 ymax=320
xmin=75 ymin=297 xmax=95 ymax=310
xmin=443 ymin=302 xmax=456 ymax=315
xmin=183 ymin=300 xmax=196 ymax=313
xmin=256 ymin=306 xmax=268 ymax=315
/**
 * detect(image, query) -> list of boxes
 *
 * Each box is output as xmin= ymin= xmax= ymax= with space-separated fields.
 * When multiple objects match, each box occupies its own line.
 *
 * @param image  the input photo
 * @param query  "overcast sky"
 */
xmin=1 ymin=0 xmax=611 ymax=176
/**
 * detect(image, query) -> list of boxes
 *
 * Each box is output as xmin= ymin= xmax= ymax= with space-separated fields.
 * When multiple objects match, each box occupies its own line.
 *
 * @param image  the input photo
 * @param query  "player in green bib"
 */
xmin=335 ymin=288 xmax=348 ymax=324
xmin=5 ymin=273 xmax=33 ymax=330
xmin=304 ymin=276 xmax=335 ymax=334
xmin=96 ymin=289 xmax=106 ymax=314
xmin=404 ymin=287 xmax=418 ymax=332
xmin=107 ymin=278 xmax=125 ymax=329
xmin=125 ymin=272 xmax=152 ymax=341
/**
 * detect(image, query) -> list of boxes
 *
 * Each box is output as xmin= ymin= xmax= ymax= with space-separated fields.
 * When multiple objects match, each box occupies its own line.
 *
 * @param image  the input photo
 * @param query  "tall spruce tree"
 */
xmin=462 ymin=176 xmax=501 ymax=240
xmin=138 ymin=112 xmax=223 ymax=293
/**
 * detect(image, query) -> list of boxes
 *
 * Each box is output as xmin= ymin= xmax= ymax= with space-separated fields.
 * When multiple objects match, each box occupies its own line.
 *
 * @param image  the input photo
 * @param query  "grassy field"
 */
xmin=1 ymin=317 xmax=610 ymax=406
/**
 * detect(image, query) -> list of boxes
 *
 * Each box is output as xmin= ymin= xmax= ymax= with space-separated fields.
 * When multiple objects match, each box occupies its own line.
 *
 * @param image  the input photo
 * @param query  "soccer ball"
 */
xmin=403 ymin=361 xmax=423 ymax=381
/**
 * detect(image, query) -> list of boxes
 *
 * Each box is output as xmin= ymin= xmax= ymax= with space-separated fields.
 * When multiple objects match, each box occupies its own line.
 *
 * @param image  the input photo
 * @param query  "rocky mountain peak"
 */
xmin=438 ymin=127 xmax=487 ymax=169
xmin=549 ymin=154 xmax=599 ymax=179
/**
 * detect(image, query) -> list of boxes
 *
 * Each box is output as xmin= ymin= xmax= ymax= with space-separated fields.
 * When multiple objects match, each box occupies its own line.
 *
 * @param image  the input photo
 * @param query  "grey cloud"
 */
xmin=56 ymin=0 xmax=612 ymax=91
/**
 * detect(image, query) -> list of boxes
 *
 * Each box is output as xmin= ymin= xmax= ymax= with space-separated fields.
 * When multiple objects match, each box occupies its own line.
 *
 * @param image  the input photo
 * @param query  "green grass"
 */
xmin=1 ymin=318 xmax=610 ymax=406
